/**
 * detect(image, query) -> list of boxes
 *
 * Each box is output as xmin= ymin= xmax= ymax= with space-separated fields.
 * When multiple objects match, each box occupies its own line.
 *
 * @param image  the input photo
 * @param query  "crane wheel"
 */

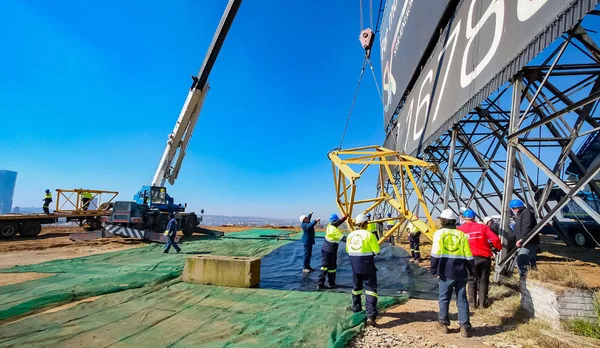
xmin=183 ymin=213 xmax=197 ymax=237
xmin=155 ymin=214 xmax=170 ymax=233
xmin=19 ymin=221 xmax=42 ymax=237
xmin=0 ymin=222 xmax=19 ymax=239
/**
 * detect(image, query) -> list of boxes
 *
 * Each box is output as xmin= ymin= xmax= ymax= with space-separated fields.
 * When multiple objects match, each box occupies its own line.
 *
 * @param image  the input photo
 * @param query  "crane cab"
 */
xmin=134 ymin=186 xmax=185 ymax=213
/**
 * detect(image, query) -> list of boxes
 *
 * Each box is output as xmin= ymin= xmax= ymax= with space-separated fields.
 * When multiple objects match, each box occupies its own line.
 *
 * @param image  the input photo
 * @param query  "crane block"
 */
xmin=328 ymin=145 xmax=438 ymax=244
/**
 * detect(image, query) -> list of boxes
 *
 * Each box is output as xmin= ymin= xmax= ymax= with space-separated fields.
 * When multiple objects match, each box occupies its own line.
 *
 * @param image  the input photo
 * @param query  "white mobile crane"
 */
xmin=103 ymin=0 xmax=243 ymax=239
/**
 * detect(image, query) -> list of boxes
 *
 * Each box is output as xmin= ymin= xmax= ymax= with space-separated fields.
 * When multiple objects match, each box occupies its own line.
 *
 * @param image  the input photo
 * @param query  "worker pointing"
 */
xmin=347 ymin=213 xmax=381 ymax=326
xmin=42 ymin=189 xmax=52 ymax=214
xmin=300 ymin=212 xmax=320 ymax=273
xmin=317 ymin=213 xmax=348 ymax=290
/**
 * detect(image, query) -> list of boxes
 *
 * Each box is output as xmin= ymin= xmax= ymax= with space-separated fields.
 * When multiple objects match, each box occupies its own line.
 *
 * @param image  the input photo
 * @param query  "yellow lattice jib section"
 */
xmin=328 ymin=145 xmax=437 ymax=244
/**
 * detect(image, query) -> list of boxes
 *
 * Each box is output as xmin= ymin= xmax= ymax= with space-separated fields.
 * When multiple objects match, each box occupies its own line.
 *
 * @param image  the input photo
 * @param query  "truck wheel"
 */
xmin=155 ymin=214 xmax=170 ymax=233
xmin=0 ymin=222 xmax=19 ymax=238
xmin=183 ymin=213 xmax=197 ymax=237
xmin=20 ymin=221 xmax=42 ymax=237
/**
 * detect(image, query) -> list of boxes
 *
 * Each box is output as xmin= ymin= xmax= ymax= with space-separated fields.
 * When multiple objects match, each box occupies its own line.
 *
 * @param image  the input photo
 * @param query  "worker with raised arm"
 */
xmin=347 ymin=213 xmax=381 ymax=326
xmin=317 ymin=213 xmax=348 ymax=289
xmin=458 ymin=209 xmax=502 ymax=309
xmin=431 ymin=209 xmax=475 ymax=338
xmin=366 ymin=213 xmax=379 ymax=239
xmin=81 ymin=191 xmax=93 ymax=211
xmin=42 ymin=189 xmax=52 ymax=214
xmin=511 ymin=199 xmax=539 ymax=278
xmin=300 ymin=212 xmax=320 ymax=273
xmin=163 ymin=213 xmax=181 ymax=254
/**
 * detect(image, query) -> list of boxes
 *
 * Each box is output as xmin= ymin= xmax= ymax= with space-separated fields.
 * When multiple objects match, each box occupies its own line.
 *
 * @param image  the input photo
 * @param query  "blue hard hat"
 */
xmin=329 ymin=213 xmax=339 ymax=223
xmin=45 ymin=189 xmax=50 ymax=193
xmin=366 ymin=213 xmax=371 ymax=218
xmin=387 ymin=213 xmax=392 ymax=217
xmin=463 ymin=209 xmax=476 ymax=219
xmin=510 ymin=199 xmax=525 ymax=209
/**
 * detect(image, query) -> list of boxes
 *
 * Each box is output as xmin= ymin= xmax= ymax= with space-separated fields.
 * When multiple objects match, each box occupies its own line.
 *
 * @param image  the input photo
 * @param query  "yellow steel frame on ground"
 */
xmin=328 ymin=145 xmax=437 ymax=243
xmin=55 ymin=189 xmax=119 ymax=214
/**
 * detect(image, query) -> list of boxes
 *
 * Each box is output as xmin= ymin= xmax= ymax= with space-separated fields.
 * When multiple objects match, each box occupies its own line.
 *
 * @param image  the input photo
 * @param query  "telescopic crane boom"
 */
xmin=152 ymin=0 xmax=242 ymax=187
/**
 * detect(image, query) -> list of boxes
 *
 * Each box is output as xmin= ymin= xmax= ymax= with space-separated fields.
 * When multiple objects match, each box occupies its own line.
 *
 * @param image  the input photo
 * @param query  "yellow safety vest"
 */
xmin=346 ymin=229 xmax=381 ymax=256
xmin=386 ymin=220 xmax=395 ymax=226
xmin=325 ymin=223 xmax=344 ymax=243
xmin=82 ymin=192 xmax=93 ymax=199
xmin=431 ymin=227 xmax=473 ymax=260
xmin=367 ymin=222 xmax=377 ymax=232
xmin=44 ymin=193 xmax=52 ymax=199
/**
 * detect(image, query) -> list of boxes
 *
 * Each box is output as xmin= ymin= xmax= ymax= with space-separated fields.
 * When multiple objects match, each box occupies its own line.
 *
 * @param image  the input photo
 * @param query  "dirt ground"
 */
xmin=349 ymin=233 xmax=600 ymax=348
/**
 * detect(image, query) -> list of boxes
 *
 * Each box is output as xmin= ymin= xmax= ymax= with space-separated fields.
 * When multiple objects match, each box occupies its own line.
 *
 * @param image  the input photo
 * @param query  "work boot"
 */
xmin=436 ymin=321 xmax=449 ymax=334
xmin=348 ymin=306 xmax=362 ymax=313
xmin=328 ymin=283 xmax=337 ymax=289
xmin=409 ymin=259 xmax=415 ymax=263
xmin=366 ymin=317 xmax=377 ymax=326
xmin=302 ymin=268 xmax=312 ymax=273
xmin=467 ymin=283 xmax=478 ymax=308
xmin=460 ymin=325 xmax=473 ymax=338
xmin=479 ymin=282 xmax=489 ymax=309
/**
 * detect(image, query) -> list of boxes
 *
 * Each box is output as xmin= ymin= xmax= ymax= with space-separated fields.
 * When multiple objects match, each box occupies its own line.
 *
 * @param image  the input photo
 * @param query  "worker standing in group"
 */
xmin=408 ymin=219 xmax=421 ymax=263
xmin=347 ymin=213 xmax=381 ymax=326
xmin=300 ymin=212 xmax=320 ymax=273
xmin=163 ymin=213 xmax=181 ymax=254
xmin=376 ymin=214 xmax=384 ymax=242
xmin=317 ymin=213 xmax=348 ymax=289
xmin=42 ymin=189 xmax=52 ymax=214
xmin=482 ymin=216 xmax=500 ymax=235
xmin=431 ymin=209 xmax=474 ymax=337
xmin=458 ymin=209 xmax=502 ymax=309
xmin=511 ymin=199 xmax=539 ymax=278
xmin=81 ymin=191 xmax=93 ymax=211
xmin=366 ymin=213 xmax=379 ymax=239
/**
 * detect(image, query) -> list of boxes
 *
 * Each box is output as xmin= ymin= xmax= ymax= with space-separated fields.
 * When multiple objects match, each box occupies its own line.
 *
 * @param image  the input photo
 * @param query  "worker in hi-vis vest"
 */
xmin=81 ymin=191 xmax=93 ymax=211
xmin=366 ymin=213 xmax=379 ymax=239
xmin=386 ymin=212 xmax=396 ymax=244
xmin=317 ymin=213 xmax=348 ymax=290
xmin=42 ymin=189 xmax=52 ymax=214
xmin=347 ymin=213 xmax=381 ymax=326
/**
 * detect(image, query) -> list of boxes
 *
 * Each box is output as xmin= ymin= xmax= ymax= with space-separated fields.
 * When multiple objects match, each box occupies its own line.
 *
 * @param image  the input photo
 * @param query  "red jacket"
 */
xmin=458 ymin=221 xmax=502 ymax=258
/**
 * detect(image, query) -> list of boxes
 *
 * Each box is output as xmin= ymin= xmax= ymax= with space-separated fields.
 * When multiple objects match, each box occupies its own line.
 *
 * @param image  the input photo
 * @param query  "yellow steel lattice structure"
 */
xmin=55 ymin=189 xmax=119 ymax=214
xmin=328 ymin=145 xmax=437 ymax=244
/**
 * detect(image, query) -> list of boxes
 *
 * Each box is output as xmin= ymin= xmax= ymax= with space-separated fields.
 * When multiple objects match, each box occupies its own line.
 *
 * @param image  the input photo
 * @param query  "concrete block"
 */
xmin=182 ymin=255 xmax=261 ymax=288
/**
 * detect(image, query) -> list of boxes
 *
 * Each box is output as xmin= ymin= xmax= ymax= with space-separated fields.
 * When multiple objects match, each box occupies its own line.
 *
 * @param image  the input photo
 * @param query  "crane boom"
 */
xmin=151 ymin=0 xmax=243 ymax=187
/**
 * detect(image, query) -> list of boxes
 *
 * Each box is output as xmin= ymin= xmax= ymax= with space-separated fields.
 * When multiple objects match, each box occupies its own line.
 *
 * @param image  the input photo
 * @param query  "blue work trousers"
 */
xmin=164 ymin=235 xmax=181 ymax=253
xmin=352 ymin=271 xmax=378 ymax=319
xmin=438 ymin=278 xmax=471 ymax=328
xmin=517 ymin=244 xmax=538 ymax=277
xmin=303 ymin=244 xmax=313 ymax=269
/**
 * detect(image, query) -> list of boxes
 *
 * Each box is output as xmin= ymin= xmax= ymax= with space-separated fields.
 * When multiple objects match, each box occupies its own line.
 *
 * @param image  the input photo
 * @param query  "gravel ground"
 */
xmin=347 ymin=326 xmax=441 ymax=348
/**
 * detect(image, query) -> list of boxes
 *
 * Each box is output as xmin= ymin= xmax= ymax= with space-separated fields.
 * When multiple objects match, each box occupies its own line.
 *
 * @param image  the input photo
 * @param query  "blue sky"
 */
xmin=0 ymin=0 xmax=385 ymax=220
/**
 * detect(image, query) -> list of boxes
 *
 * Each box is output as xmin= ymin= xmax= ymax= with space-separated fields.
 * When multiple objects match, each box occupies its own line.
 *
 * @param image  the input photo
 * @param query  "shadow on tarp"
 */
xmin=260 ymin=239 xmax=438 ymax=299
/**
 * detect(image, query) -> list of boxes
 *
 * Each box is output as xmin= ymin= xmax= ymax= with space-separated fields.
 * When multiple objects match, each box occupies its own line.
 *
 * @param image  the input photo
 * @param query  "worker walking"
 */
xmin=431 ymin=209 xmax=475 ymax=338
xmin=366 ymin=213 xmax=379 ymax=239
xmin=300 ymin=212 xmax=320 ymax=273
xmin=347 ymin=213 xmax=381 ymax=326
xmin=163 ymin=213 xmax=181 ymax=254
xmin=408 ymin=220 xmax=421 ymax=263
xmin=458 ymin=209 xmax=502 ymax=309
xmin=317 ymin=213 xmax=348 ymax=289
xmin=511 ymin=199 xmax=539 ymax=278
xmin=42 ymin=189 xmax=52 ymax=214
xmin=81 ymin=191 xmax=93 ymax=211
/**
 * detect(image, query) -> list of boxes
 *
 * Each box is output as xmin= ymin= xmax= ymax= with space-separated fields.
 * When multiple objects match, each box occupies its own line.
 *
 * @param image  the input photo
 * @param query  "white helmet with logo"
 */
xmin=299 ymin=215 xmax=307 ymax=222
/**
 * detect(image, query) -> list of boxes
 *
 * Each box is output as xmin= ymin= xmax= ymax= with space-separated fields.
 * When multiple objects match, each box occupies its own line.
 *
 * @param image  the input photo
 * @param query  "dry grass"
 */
xmin=528 ymin=264 xmax=589 ymax=289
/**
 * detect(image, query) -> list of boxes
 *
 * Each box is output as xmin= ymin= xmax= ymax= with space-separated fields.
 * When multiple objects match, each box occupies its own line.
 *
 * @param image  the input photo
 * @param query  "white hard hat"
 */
xmin=439 ymin=209 xmax=457 ymax=220
xmin=299 ymin=215 xmax=307 ymax=222
xmin=355 ymin=213 xmax=369 ymax=224
xmin=483 ymin=216 xmax=493 ymax=225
